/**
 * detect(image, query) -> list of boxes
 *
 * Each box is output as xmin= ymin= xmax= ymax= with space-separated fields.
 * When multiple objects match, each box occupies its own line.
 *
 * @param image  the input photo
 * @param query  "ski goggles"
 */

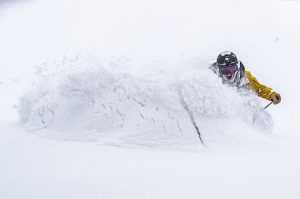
xmin=218 ymin=64 xmax=239 ymax=75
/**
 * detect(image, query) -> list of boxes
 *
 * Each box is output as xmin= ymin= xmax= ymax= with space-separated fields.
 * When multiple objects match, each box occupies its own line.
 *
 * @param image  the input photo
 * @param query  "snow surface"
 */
xmin=1 ymin=0 xmax=300 ymax=198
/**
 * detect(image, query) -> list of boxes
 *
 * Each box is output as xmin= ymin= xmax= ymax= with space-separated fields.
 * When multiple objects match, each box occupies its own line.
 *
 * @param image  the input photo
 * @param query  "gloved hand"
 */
xmin=270 ymin=92 xmax=281 ymax=104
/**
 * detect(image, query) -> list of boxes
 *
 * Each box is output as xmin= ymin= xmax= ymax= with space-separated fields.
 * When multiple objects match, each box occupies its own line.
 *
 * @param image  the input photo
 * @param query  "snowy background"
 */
xmin=1 ymin=0 xmax=300 ymax=198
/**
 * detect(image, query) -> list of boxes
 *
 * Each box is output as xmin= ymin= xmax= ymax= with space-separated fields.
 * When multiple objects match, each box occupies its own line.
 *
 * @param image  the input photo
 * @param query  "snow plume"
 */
xmin=178 ymin=70 xmax=274 ymax=148
xmin=18 ymin=53 xmax=273 ymax=149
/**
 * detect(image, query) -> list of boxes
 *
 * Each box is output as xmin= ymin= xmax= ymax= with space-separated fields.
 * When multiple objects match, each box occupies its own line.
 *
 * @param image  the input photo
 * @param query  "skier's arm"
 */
xmin=245 ymin=71 xmax=273 ymax=101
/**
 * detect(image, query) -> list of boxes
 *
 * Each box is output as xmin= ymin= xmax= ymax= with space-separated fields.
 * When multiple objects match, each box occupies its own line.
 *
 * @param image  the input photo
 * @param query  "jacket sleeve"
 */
xmin=245 ymin=71 xmax=273 ymax=101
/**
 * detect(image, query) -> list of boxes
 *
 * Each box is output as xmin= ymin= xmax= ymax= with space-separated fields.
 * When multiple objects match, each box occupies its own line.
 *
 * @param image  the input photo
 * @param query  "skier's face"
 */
xmin=219 ymin=65 xmax=238 ymax=80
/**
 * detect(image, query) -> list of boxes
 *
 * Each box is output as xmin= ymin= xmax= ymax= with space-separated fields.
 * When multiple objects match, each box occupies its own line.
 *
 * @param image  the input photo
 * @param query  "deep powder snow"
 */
xmin=18 ymin=53 xmax=273 ymax=148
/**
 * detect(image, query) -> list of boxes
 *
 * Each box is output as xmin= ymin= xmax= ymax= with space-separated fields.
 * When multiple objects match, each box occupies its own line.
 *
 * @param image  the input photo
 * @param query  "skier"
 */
xmin=210 ymin=51 xmax=281 ymax=105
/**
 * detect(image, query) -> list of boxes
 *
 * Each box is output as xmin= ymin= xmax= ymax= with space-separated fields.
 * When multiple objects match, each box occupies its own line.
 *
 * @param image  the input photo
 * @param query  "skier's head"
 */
xmin=216 ymin=51 xmax=239 ymax=81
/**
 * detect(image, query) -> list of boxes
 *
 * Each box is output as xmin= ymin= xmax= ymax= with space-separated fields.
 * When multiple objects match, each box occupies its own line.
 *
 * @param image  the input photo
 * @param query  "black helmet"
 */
xmin=217 ymin=51 xmax=238 ymax=67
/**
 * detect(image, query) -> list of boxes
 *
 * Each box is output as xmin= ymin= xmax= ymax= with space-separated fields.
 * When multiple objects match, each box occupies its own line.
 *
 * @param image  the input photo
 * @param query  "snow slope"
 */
xmin=1 ymin=0 xmax=300 ymax=198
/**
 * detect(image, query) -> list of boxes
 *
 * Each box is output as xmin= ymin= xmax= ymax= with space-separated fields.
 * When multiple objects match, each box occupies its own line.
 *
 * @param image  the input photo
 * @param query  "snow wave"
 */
xmin=18 ymin=54 xmax=273 ymax=148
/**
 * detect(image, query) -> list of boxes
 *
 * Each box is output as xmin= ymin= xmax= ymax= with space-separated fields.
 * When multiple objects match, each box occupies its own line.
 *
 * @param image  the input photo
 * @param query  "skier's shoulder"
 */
xmin=209 ymin=62 xmax=219 ymax=74
xmin=209 ymin=62 xmax=218 ymax=69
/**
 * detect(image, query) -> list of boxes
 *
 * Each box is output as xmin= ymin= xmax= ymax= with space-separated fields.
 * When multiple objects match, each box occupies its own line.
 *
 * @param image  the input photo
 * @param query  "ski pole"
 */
xmin=264 ymin=101 xmax=273 ymax=109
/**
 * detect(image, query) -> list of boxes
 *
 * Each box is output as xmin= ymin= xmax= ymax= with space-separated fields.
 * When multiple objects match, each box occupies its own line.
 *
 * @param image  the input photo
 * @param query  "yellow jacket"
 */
xmin=245 ymin=71 xmax=272 ymax=101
